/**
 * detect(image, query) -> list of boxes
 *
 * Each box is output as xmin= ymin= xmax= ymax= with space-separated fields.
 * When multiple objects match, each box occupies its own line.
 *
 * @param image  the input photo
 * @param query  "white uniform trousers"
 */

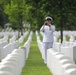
xmin=43 ymin=42 xmax=53 ymax=63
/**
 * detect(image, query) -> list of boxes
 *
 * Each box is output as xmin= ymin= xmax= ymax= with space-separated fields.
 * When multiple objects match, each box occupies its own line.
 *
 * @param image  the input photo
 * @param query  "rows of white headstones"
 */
xmin=53 ymin=31 xmax=76 ymax=61
xmin=37 ymin=31 xmax=76 ymax=75
xmin=0 ymin=29 xmax=33 ymax=75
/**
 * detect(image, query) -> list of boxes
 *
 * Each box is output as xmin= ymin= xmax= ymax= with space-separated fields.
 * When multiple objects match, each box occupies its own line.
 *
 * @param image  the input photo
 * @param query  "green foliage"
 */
xmin=0 ymin=0 xmax=10 ymax=28
xmin=4 ymin=0 xmax=20 ymax=29
xmin=0 ymin=0 xmax=76 ymax=30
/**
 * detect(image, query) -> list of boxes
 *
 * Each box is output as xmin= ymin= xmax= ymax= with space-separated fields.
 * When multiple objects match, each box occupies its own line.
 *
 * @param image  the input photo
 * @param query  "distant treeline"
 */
xmin=0 ymin=0 xmax=76 ymax=30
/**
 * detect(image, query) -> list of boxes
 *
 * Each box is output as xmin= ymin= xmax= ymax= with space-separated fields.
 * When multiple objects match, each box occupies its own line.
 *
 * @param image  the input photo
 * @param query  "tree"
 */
xmin=1 ymin=0 xmax=76 ymax=31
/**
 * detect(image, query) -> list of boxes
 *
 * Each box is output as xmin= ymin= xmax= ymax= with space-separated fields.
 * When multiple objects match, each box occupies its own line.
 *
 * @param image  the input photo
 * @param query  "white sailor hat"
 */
xmin=45 ymin=16 xmax=53 ymax=21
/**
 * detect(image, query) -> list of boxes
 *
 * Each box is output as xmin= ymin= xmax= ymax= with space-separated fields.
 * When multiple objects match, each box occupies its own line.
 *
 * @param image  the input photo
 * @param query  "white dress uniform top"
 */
xmin=40 ymin=24 xmax=55 ymax=63
xmin=40 ymin=24 xmax=55 ymax=42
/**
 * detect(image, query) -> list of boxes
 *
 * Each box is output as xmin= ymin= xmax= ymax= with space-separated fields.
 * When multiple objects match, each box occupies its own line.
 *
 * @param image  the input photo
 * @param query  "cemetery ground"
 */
xmin=21 ymin=33 xmax=52 ymax=75
xmin=20 ymin=33 xmax=30 ymax=46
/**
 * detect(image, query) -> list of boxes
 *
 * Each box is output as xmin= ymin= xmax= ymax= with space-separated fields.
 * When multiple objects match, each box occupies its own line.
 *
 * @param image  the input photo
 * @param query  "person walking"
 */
xmin=40 ymin=16 xmax=55 ymax=64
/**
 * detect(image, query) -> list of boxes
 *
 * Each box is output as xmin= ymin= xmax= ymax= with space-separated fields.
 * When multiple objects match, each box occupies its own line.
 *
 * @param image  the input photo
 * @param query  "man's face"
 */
xmin=47 ymin=20 xmax=51 ymax=24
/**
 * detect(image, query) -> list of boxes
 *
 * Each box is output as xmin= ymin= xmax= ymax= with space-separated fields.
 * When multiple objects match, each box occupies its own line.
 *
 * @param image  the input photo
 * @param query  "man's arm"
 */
xmin=40 ymin=26 xmax=44 ymax=32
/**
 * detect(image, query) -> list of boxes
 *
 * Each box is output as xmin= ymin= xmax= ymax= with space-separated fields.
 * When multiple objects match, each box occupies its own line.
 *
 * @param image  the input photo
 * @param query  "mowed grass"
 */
xmin=21 ymin=33 xmax=52 ymax=75
xmin=8 ymin=36 xmax=12 ymax=43
xmin=20 ymin=33 xmax=29 ymax=46
xmin=66 ymin=36 xmax=70 ymax=41
xmin=75 ymin=36 xmax=76 ymax=40
xmin=38 ymin=31 xmax=43 ymax=41
xmin=57 ymin=36 xmax=70 ymax=42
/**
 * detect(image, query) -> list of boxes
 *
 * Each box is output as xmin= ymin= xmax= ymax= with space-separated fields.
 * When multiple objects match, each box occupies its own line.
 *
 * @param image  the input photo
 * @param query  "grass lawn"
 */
xmin=20 ymin=33 xmax=29 ymax=46
xmin=57 ymin=35 xmax=70 ymax=42
xmin=57 ymin=36 xmax=60 ymax=42
xmin=38 ymin=31 xmax=43 ymax=41
xmin=66 ymin=36 xmax=70 ymax=41
xmin=75 ymin=36 xmax=76 ymax=40
xmin=21 ymin=33 xmax=52 ymax=75
xmin=8 ymin=36 xmax=12 ymax=43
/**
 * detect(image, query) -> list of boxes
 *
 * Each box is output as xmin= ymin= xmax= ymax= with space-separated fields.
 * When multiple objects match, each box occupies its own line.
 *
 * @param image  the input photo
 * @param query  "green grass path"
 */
xmin=21 ymin=33 xmax=52 ymax=75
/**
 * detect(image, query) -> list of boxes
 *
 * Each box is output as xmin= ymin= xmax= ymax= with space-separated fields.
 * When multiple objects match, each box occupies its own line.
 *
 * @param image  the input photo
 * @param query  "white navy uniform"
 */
xmin=40 ymin=24 xmax=55 ymax=63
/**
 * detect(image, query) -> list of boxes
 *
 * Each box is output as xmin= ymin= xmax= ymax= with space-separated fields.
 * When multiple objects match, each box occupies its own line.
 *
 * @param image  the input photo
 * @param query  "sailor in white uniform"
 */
xmin=40 ymin=16 xmax=55 ymax=64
